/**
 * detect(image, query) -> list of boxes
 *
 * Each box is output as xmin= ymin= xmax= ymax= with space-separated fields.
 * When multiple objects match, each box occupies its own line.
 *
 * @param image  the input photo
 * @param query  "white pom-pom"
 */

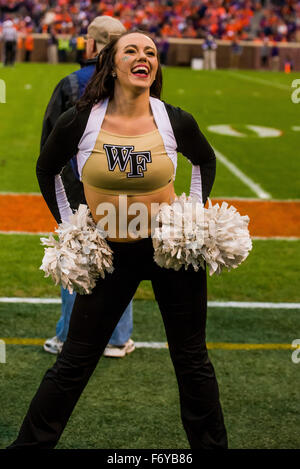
xmin=202 ymin=199 xmax=252 ymax=275
xmin=40 ymin=204 xmax=114 ymax=294
xmin=152 ymin=193 xmax=206 ymax=272
xmin=152 ymin=194 xmax=252 ymax=275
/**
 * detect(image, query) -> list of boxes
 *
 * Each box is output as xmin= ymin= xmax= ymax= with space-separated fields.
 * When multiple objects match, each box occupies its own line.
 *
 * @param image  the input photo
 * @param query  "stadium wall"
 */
xmin=1 ymin=35 xmax=300 ymax=71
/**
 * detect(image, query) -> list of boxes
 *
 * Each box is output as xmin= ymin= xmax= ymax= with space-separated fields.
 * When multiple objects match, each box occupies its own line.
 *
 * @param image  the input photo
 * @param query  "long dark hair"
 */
xmin=76 ymin=30 xmax=163 ymax=111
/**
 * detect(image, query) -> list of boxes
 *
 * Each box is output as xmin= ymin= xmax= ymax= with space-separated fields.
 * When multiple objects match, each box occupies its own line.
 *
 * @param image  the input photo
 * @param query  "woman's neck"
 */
xmin=108 ymin=87 xmax=152 ymax=119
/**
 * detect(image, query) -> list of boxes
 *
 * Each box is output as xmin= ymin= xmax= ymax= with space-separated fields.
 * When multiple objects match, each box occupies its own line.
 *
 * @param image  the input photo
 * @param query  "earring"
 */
xmin=112 ymin=71 xmax=117 ymax=78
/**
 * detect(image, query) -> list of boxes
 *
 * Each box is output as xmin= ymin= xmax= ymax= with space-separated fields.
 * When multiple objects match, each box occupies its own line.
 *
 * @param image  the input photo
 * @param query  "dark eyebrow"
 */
xmin=123 ymin=44 xmax=156 ymax=51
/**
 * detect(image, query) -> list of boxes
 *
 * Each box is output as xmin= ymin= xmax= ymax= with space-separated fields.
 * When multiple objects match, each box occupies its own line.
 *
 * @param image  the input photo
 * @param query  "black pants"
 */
xmin=4 ymin=41 xmax=16 ymax=66
xmin=8 ymin=237 xmax=227 ymax=449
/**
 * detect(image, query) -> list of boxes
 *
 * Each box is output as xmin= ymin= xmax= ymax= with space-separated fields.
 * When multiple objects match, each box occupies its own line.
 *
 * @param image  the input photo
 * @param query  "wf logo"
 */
xmin=103 ymin=144 xmax=152 ymax=178
xmin=0 ymin=79 xmax=6 ymax=103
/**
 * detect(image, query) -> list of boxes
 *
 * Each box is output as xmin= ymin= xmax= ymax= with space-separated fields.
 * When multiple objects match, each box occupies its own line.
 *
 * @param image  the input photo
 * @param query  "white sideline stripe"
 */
xmin=226 ymin=71 xmax=290 ymax=91
xmin=135 ymin=342 xmax=168 ymax=349
xmin=0 ymin=298 xmax=61 ymax=304
xmin=208 ymin=301 xmax=300 ymax=309
xmin=213 ymin=148 xmax=272 ymax=199
xmin=0 ymin=298 xmax=299 ymax=309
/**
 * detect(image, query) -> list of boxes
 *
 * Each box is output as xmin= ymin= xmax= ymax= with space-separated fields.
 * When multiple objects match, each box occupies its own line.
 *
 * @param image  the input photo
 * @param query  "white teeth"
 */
xmin=132 ymin=66 xmax=149 ymax=74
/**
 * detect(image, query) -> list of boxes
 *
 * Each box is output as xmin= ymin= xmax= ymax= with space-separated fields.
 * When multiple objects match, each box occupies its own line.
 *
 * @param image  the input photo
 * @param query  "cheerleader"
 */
xmin=8 ymin=31 xmax=228 ymax=449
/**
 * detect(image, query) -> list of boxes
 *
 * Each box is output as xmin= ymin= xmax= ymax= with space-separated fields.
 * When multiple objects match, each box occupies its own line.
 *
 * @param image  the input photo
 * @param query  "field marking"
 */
xmin=1 ymin=297 xmax=300 ymax=309
xmin=0 ymin=337 xmax=298 ymax=351
xmin=213 ymin=147 xmax=272 ymax=199
xmin=226 ymin=71 xmax=291 ymax=91
xmin=208 ymin=301 xmax=300 ymax=309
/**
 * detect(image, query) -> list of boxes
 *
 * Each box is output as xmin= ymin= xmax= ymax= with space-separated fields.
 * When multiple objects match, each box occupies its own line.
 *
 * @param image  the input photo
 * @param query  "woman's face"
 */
xmin=113 ymin=33 xmax=159 ymax=93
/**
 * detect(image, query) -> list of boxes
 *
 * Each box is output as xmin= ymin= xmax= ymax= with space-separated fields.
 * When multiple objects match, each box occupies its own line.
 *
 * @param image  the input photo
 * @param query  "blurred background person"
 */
xmin=230 ymin=36 xmax=243 ymax=69
xmin=260 ymin=36 xmax=270 ymax=69
xmin=47 ymin=26 xmax=58 ymax=64
xmin=270 ymin=39 xmax=280 ymax=71
xmin=57 ymin=28 xmax=70 ymax=63
xmin=202 ymin=34 xmax=218 ymax=70
xmin=2 ymin=19 xmax=17 ymax=66
xmin=24 ymin=28 xmax=34 ymax=62
xmin=41 ymin=16 xmax=134 ymax=359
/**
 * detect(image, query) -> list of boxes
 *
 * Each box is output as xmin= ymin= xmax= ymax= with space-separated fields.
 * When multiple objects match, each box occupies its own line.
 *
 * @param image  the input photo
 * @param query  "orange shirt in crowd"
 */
xmin=17 ymin=36 xmax=24 ymax=49
xmin=25 ymin=35 xmax=34 ymax=51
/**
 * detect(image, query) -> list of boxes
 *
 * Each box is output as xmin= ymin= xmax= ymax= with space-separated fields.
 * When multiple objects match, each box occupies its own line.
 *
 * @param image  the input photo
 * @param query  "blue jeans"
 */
xmin=56 ymin=287 xmax=133 ymax=345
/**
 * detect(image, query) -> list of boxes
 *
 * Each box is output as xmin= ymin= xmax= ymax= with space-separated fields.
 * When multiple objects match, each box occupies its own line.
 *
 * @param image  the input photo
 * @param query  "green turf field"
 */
xmin=0 ymin=64 xmax=299 ymax=198
xmin=0 ymin=64 xmax=299 ymax=449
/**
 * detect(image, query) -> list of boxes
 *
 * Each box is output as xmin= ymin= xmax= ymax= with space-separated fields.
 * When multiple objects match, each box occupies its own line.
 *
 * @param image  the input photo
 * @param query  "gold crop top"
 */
xmin=81 ymin=128 xmax=175 ymax=195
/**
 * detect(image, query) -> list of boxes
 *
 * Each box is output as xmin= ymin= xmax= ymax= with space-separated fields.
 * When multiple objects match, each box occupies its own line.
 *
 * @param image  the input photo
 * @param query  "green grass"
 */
xmin=0 ymin=64 xmax=299 ymax=450
xmin=0 ymin=234 xmax=299 ymax=302
xmin=162 ymin=67 xmax=300 ymax=199
xmin=0 ymin=65 xmax=299 ymax=198
xmin=1 ymin=300 xmax=299 ymax=449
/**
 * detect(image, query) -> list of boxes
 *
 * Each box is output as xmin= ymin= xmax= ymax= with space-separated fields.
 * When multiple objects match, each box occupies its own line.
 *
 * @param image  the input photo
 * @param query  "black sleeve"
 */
xmin=36 ymin=106 xmax=85 ymax=224
xmin=40 ymin=75 xmax=85 ymax=212
xmin=164 ymin=103 xmax=216 ymax=203
xmin=40 ymin=76 xmax=77 ymax=150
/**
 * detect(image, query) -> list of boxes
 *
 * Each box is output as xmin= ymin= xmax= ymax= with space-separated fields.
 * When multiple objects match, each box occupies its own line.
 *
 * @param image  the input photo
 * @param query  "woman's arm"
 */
xmin=164 ymin=104 xmax=216 ymax=204
xmin=36 ymin=106 xmax=85 ymax=224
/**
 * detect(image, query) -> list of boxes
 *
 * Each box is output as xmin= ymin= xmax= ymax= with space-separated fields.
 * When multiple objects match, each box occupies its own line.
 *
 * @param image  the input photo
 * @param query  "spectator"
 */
xmin=57 ymin=30 xmax=71 ymax=62
xmin=0 ymin=1 xmax=297 ymax=44
xmin=47 ymin=25 xmax=58 ymax=64
xmin=16 ymin=31 xmax=24 ymax=62
xmin=202 ymin=33 xmax=217 ymax=70
xmin=270 ymin=40 xmax=280 ymax=71
xmin=230 ymin=37 xmax=243 ymax=69
xmin=24 ymin=29 xmax=34 ymax=62
xmin=75 ymin=33 xmax=85 ymax=65
xmin=2 ymin=19 xmax=17 ymax=66
xmin=155 ymin=34 xmax=169 ymax=65
xmin=260 ymin=36 xmax=270 ymax=69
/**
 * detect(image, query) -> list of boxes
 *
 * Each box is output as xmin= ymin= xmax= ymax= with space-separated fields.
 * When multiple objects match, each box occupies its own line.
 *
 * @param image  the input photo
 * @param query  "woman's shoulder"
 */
xmin=55 ymin=103 xmax=94 ymax=132
xmin=159 ymin=99 xmax=195 ymax=122
xmin=159 ymin=99 xmax=198 ymax=132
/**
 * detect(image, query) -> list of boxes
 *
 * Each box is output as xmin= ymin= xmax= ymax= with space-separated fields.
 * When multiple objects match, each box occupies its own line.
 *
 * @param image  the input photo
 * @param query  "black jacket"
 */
xmin=40 ymin=58 xmax=97 ymax=210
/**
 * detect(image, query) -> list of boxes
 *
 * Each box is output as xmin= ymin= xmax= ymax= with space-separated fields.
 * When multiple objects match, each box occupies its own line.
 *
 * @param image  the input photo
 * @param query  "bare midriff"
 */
xmin=84 ymin=181 xmax=176 ymax=243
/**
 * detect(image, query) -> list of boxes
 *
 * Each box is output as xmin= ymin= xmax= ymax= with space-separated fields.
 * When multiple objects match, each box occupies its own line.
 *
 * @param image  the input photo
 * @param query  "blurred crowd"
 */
xmin=0 ymin=0 xmax=299 ymax=43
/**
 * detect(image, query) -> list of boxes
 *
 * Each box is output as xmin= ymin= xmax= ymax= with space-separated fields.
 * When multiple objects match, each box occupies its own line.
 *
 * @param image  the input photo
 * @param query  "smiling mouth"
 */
xmin=131 ymin=66 xmax=150 ymax=78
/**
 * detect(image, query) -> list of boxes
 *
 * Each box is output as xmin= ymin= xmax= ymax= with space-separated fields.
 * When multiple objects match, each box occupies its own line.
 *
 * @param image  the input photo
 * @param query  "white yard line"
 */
xmin=226 ymin=71 xmax=291 ymax=91
xmin=1 ymin=298 xmax=299 ymax=309
xmin=213 ymin=147 xmax=272 ymax=199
